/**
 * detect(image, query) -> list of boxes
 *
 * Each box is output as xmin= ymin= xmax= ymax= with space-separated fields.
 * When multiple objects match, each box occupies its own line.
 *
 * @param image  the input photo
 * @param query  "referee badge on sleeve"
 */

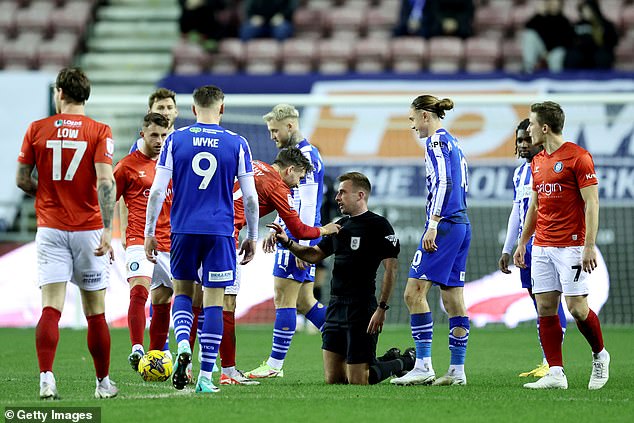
xmin=350 ymin=237 xmax=360 ymax=250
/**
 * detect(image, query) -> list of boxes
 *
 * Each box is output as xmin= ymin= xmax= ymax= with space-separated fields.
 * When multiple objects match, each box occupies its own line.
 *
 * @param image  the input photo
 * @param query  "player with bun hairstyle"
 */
xmin=392 ymin=95 xmax=472 ymax=387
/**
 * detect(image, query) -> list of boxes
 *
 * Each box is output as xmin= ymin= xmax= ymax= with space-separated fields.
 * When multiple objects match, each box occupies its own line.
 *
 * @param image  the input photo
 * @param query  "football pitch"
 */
xmin=2 ymin=325 xmax=633 ymax=423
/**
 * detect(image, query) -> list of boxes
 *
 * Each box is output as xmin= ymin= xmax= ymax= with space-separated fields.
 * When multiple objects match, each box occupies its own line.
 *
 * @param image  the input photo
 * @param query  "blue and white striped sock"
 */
xmin=268 ymin=308 xmax=296 ymax=369
xmin=411 ymin=312 xmax=433 ymax=369
xmin=448 ymin=316 xmax=470 ymax=374
xmin=172 ymin=295 xmax=193 ymax=345
xmin=304 ymin=302 xmax=326 ymax=332
xmin=199 ymin=306 xmax=223 ymax=380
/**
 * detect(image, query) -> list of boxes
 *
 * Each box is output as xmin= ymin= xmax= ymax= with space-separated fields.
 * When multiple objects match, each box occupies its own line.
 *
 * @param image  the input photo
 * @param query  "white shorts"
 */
xmin=195 ymin=249 xmax=241 ymax=295
xmin=36 ymin=227 xmax=110 ymax=291
xmin=125 ymin=245 xmax=173 ymax=290
xmin=531 ymin=245 xmax=589 ymax=296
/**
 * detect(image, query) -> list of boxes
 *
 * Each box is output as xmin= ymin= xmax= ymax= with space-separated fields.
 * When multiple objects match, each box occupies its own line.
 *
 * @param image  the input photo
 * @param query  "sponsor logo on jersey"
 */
xmin=208 ymin=270 xmax=234 ymax=282
xmin=586 ymin=173 xmax=597 ymax=180
xmin=350 ymin=237 xmax=360 ymax=250
xmin=189 ymin=127 xmax=202 ymax=133
xmin=138 ymin=170 xmax=146 ymax=178
xmin=54 ymin=119 xmax=82 ymax=128
xmin=460 ymin=271 xmax=466 ymax=281
xmin=385 ymin=234 xmax=399 ymax=247
xmin=554 ymin=161 xmax=564 ymax=173
xmin=536 ymin=182 xmax=563 ymax=196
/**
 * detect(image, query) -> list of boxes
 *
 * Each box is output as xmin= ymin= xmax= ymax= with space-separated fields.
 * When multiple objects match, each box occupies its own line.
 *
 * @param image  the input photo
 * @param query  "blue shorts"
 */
xmin=272 ymin=245 xmax=315 ymax=282
xmin=171 ymin=233 xmax=236 ymax=288
xmin=408 ymin=221 xmax=471 ymax=287
xmin=520 ymin=238 xmax=533 ymax=290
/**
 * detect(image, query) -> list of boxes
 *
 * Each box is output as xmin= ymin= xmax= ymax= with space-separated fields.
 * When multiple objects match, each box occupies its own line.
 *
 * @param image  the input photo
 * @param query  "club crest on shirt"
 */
xmin=553 ymin=161 xmax=564 ymax=173
xmin=350 ymin=236 xmax=360 ymax=250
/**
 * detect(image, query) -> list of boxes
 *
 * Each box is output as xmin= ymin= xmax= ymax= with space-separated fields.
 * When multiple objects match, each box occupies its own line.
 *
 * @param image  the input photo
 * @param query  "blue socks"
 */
xmin=304 ymin=302 xmax=326 ymax=332
xmin=411 ymin=312 xmax=433 ymax=360
xmin=448 ymin=316 xmax=470 ymax=366
xmin=199 ymin=306 xmax=223 ymax=374
xmin=269 ymin=308 xmax=297 ymax=365
xmin=172 ymin=295 xmax=193 ymax=345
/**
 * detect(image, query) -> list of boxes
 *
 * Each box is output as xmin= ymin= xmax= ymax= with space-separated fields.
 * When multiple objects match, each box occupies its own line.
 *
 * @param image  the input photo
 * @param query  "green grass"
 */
xmin=2 ymin=325 xmax=633 ymax=422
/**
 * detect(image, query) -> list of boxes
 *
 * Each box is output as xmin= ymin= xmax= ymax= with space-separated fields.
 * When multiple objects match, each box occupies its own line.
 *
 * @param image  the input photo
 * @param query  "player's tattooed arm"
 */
xmin=95 ymin=163 xmax=116 ymax=230
xmin=15 ymin=163 xmax=38 ymax=196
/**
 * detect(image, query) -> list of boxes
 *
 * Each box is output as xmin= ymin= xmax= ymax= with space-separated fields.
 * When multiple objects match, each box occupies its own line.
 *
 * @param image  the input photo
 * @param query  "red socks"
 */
xmin=36 ymin=306 xmax=62 ymax=372
xmin=128 ymin=285 xmax=148 ymax=346
xmin=220 ymin=311 xmax=236 ymax=368
xmin=149 ymin=303 xmax=171 ymax=351
xmin=189 ymin=306 xmax=203 ymax=350
xmin=539 ymin=315 xmax=563 ymax=367
xmin=87 ymin=313 xmax=111 ymax=379
xmin=576 ymin=309 xmax=605 ymax=354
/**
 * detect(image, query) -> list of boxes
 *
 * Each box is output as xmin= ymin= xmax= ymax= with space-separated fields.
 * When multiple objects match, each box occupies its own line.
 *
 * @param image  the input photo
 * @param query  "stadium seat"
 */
xmin=622 ymin=4 xmax=634 ymax=39
xmin=464 ymin=37 xmax=501 ymax=72
xmin=510 ymin=3 xmax=535 ymax=35
xmin=390 ymin=36 xmax=426 ymax=73
xmin=1 ymin=31 xmax=42 ymax=68
xmin=317 ymin=38 xmax=353 ymax=74
xmin=172 ymin=39 xmax=208 ymax=72
xmin=323 ymin=7 xmax=366 ymax=39
xmin=354 ymin=37 xmax=390 ymax=73
xmin=293 ymin=7 xmax=323 ymax=39
xmin=366 ymin=5 xmax=398 ymax=37
xmin=14 ymin=1 xmax=55 ymax=34
xmin=216 ymin=38 xmax=244 ymax=68
xmin=0 ymin=1 xmax=18 ymax=36
xmin=473 ymin=5 xmax=511 ymax=39
xmin=427 ymin=37 xmax=464 ymax=73
xmin=37 ymin=31 xmax=78 ymax=69
xmin=614 ymin=35 xmax=634 ymax=71
xmin=244 ymin=39 xmax=280 ymax=74
xmin=501 ymin=37 xmax=523 ymax=73
xmin=50 ymin=0 xmax=93 ymax=35
xmin=281 ymin=39 xmax=316 ymax=74
xmin=600 ymin=0 xmax=623 ymax=30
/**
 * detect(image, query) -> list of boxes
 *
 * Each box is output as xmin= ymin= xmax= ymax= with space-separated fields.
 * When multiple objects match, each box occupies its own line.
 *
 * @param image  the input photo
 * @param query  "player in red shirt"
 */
xmin=114 ymin=113 xmax=173 ymax=373
xmin=16 ymin=68 xmax=118 ymax=399
xmin=514 ymin=101 xmax=608 ymax=390
xmin=188 ymin=147 xmax=340 ymax=385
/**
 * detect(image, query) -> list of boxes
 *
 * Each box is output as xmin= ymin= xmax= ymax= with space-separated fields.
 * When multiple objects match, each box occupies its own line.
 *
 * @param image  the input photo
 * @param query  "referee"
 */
xmin=268 ymin=172 xmax=413 ymax=385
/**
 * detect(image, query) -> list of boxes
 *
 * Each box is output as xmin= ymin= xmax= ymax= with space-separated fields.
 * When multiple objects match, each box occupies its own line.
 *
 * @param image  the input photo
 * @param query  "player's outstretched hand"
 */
xmin=320 ymin=222 xmax=341 ymax=236
xmin=95 ymin=228 xmax=114 ymax=262
xmin=239 ymin=239 xmax=257 ymax=265
xmin=265 ymin=222 xmax=289 ymax=250
xmin=582 ymin=245 xmax=597 ymax=273
xmin=144 ymin=236 xmax=158 ymax=264
xmin=295 ymin=257 xmax=309 ymax=270
xmin=513 ymin=244 xmax=527 ymax=269
xmin=498 ymin=253 xmax=512 ymax=274
xmin=262 ymin=231 xmax=278 ymax=253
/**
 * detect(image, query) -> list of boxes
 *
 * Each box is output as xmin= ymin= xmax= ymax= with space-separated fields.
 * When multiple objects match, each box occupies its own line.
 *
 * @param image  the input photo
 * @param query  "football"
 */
xmin=137 ymin=350 xmax=173 ymax=382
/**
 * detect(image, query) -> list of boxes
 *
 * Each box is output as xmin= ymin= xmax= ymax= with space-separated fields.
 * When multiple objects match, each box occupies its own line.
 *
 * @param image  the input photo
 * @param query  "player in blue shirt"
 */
xmin=246 ymin=104 xmax=327 ymax=378
xmin=498 ymin=118 xmax=567 ymax=378
xmin=144 ymin=85 xmax=259 ymax=394
xmin=392 ymin=95 xmax=471 ymax=387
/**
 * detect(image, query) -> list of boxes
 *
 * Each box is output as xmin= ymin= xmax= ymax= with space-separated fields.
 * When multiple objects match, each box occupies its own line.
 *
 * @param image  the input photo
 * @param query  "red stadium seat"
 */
xmin=622 ymin=4 xmax=634 ymax=39
xmin=323 ymin=7 xmax=366 ymax=39
xmin=428 ymin=37 xmax=464 ymax=73
xmin=14 ymin=1 xmax=55 ymax=34
xmin=614 ymin=35 xmax=634 ymax=71
xmin=0 ymin=1 xmax=18 ymax=36
xmin=474 ymin=5 xmax=511 ymax=39
xmin=293 ymin=7 xmax=323 ymax=39
xmin=354 ymin=37 xmax=390 ymax=73
xmin=244 ymin=39 xmax=281 ymax=74
xmin=281 ymin=39 xmax=316 ymax=74
xmin=50 ymin=1 xmax=93 ymax=34
xmin=501 ymin=37 xmax=523 ymax=73
xmin=390 ymin=36 xmax=426 ymax=73
xmin=317 ymin=38 xmax=353 ymax=74
xmin=37 ymin=32 xmax=78 ymax=69
xmin=172 ymin=39 xmax=208 ymax=70
xmin=511 ymin=3 xmax=535 ymax=35
xmin=217 ymin=38 xmax=244 ymax=67
xmin=464 ymin=37 xmax=501 ymax=72
xmin=2 ymin=31 xmax=42 ymax=68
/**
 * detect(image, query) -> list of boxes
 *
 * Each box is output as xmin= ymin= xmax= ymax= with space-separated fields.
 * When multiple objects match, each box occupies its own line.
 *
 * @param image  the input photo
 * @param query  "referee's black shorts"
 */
xmin=322 ymin=295 xmax=378 ymax=364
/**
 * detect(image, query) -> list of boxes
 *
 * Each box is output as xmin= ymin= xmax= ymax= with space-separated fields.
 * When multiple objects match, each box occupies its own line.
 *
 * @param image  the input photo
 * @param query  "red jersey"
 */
xmin=531 ymin=142 xmax=598 ymax=247
xmin=18 ymin=114 xmax=114 ymax=231
xmin=233 ymin=161 xmax=321 ymax=245
xmin=114 ymin=150 xmax=172 ymax=251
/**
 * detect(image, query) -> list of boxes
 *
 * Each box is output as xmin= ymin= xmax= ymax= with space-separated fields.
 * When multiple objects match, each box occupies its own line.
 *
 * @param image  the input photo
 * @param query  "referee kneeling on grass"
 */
xmin=268 ymin=171 xmax=414 ymax=385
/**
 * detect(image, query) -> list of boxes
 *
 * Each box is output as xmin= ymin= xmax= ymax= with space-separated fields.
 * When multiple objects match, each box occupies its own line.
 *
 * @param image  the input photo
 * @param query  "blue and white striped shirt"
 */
xmin=512 ymin=161 xmax=533 ymax=239
xmin=424 ymin=129 xmax=469 ymax=224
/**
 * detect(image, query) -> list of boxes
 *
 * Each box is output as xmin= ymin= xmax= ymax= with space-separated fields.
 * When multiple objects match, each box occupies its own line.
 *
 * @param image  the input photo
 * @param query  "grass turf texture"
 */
xmin=2 ymin=325 xmax=632 ymax=422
